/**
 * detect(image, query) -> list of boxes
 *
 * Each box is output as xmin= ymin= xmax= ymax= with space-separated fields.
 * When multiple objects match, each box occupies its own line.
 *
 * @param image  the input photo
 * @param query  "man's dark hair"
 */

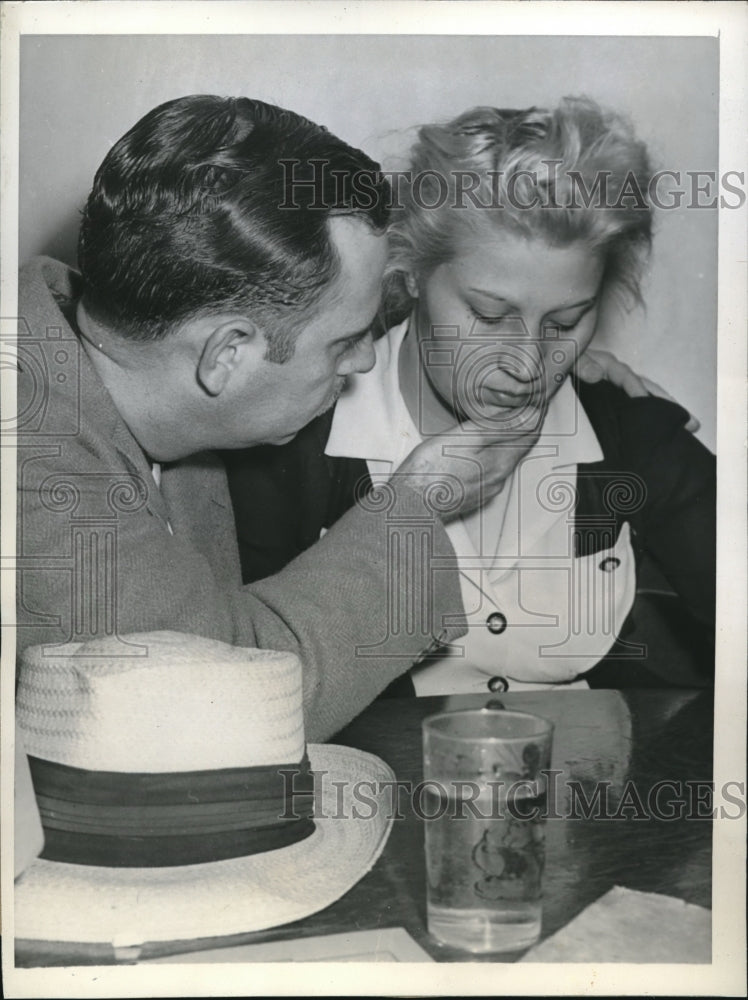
xmin=78 ymin=95 xmax=390 ymax=360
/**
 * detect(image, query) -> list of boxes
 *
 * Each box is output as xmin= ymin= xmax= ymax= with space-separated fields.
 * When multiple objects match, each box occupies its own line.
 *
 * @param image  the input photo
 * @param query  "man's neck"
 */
xmin=75 ymin=303 xmax=194 ymax=462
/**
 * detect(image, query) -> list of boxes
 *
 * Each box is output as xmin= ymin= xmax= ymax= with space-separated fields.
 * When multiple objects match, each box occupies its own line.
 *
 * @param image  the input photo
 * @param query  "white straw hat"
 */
xmin=15 ymin=632 xmax=395 ymax=949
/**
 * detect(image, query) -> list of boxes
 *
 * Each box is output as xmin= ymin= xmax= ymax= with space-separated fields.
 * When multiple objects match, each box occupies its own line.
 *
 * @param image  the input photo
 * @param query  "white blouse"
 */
xmin=326 ymin=320 xmax=636 ymax=695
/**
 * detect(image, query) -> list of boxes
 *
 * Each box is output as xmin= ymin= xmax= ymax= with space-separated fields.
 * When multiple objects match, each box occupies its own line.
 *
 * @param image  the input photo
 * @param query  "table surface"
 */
xmin=16 ymin=688 xmax=713 ymax=966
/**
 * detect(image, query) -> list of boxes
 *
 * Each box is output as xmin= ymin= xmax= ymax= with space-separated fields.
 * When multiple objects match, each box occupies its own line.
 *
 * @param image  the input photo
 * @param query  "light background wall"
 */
xmin=19 ymin=34 xmax=718 ymax=448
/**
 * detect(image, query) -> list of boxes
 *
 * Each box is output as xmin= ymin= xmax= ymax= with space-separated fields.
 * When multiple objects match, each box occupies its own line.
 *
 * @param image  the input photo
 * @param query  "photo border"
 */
xmin=2 ymin=2 xmax=745 ymax=997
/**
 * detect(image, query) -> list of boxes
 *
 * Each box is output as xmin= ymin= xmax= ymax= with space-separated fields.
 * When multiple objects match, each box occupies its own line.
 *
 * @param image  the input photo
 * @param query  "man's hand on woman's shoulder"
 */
xmin=575 ymin=347 xmax=700 ymax=433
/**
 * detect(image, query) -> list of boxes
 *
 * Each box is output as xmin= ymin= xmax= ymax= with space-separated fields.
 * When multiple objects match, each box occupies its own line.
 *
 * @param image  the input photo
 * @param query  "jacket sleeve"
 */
xmin=240 ymin=480 xmax=462 ymax=738
xmin=17 ymin=432 xmax=465 ymax=743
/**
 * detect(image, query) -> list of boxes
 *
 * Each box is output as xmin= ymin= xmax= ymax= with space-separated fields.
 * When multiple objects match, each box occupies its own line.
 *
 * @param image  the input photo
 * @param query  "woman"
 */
xmin=226 ymin=97 xmax=715 ymax=695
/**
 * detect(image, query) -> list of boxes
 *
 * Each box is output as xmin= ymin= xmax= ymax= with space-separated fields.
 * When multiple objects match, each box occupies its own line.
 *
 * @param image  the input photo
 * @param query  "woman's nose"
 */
xmin=491 ymin=336 xmax=544 ymax=384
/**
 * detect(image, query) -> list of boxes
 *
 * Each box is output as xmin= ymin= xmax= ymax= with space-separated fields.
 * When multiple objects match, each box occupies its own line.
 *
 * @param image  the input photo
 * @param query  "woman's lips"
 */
xmin=480 ymin=373 xmax=545 ymax=407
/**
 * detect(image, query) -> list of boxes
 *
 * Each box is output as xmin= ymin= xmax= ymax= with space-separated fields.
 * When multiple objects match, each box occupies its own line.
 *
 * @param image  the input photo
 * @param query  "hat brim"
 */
xmin=14 ymin=745 xmax=395 ymax=949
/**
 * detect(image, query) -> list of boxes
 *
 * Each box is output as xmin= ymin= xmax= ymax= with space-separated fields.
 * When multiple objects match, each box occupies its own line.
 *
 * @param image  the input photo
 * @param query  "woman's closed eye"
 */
xmin=469 ymin=308 xmax=583 ymax=336
xmin=543 ymin=316 xmax=582 ymax=334
xmin=468 ymin=305 xmax=511 ymax=327
xmin=544 ymin=300 xmax=598 ymax=334
xmin=468 ymin=300 xmax=597 ymax=334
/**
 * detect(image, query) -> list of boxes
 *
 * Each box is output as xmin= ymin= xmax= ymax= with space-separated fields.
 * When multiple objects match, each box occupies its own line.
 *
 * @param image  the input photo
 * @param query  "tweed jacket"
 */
xmin=15 ymin=258 xmax=466 ymax=740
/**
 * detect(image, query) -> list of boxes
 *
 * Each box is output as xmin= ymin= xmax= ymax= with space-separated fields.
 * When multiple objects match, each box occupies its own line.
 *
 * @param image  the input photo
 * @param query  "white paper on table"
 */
xmin=520 ymin=885 xmax=711 ymax=963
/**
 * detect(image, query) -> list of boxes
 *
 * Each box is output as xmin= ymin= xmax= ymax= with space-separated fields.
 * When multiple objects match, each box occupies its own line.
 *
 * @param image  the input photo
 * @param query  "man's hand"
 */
xmin=576 ymin=348 xmax=700 ymax=433
xmin=394 ymin=419 xmax=540 ymax=521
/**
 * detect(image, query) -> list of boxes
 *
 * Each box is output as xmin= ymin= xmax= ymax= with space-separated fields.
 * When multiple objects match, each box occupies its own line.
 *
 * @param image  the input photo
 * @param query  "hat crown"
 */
xmin=16 ymin=631 xmax=305 ymax=772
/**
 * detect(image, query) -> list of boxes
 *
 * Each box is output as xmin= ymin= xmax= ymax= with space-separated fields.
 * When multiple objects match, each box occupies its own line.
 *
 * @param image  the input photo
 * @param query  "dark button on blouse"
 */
xmin=486 ymin=611 xmax=508 ymax=635
xmin=599 ymin=556 xmax=621 ymax=573
xmin=487 ymin=676 xmax=509 ymax=693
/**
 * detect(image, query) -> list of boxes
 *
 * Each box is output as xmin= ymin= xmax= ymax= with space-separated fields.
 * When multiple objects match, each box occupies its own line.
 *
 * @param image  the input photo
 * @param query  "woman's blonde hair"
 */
xmin=384 ymin=96 xmax=654 ymax=324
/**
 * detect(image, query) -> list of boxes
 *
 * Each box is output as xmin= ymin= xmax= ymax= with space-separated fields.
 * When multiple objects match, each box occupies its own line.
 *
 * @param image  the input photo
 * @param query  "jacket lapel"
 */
xmin=160 ymin=453 xmax=242 ymax=585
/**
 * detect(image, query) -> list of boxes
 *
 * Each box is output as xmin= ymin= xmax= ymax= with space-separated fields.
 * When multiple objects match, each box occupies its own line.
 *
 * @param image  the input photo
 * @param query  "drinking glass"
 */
xmin=422 ymin=708 xmax=554 ymax=953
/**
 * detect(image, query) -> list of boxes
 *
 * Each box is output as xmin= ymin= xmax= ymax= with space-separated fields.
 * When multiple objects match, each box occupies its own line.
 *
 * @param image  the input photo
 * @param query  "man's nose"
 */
xmin=339 ymin=333 xmax=376 ymax=376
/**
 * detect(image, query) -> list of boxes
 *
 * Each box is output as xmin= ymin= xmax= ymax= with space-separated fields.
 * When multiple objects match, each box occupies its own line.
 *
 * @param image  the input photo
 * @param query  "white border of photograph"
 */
xmin=1 ymin=2 xmax=745 ymax=997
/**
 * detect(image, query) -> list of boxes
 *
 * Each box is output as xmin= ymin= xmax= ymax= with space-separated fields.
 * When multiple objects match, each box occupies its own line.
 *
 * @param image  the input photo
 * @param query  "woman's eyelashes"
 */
xmin=467 ymin=302 xmax=597 ymax=335
xmin=546 ymin=300 xmax=598 ymax=333
xmin=544 ymin=316 xmax=583 ymax=333
xmin=468 ymin=306 xmax=510 ymax=327
xmin=468 ymin=305 xmax=585 ymax=333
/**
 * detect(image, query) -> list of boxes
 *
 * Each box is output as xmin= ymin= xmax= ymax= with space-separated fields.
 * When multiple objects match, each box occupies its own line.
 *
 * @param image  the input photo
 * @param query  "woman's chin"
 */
xmin=474 ymin=398 xmax=548 ymax=433
xmin=480 ymin=391 xmax=544 ymax=414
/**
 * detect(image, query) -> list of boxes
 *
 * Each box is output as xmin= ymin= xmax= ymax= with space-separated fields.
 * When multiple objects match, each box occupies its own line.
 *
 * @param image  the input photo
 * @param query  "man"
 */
xmin=16 ymin=95 xmax=536 ymax=740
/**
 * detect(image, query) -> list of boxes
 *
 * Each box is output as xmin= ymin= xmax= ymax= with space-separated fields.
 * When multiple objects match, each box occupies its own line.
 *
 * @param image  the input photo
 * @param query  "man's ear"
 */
xmin=196 ymin=318 xmax=260 ymax=396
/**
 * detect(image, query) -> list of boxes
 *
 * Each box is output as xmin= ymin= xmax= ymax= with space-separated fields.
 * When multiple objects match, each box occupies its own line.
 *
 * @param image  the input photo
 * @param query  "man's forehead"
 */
xmin=326 ymin=215 xmax=389 ymax=296
xmin=290 ymin=216 xmax=388 ymax=342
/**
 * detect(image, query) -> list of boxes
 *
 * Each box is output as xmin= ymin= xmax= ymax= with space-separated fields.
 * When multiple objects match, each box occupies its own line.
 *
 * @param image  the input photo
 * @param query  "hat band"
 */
xmin=28 ymin=754 xmax=315 ymax=868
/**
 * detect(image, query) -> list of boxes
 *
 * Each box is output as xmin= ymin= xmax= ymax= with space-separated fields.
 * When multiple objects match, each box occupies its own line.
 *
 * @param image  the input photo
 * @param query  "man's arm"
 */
xmin=16 ymin=438 xmax=464 ymax=742
xmin=18 ymin=338 xmax=536 ymax=744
